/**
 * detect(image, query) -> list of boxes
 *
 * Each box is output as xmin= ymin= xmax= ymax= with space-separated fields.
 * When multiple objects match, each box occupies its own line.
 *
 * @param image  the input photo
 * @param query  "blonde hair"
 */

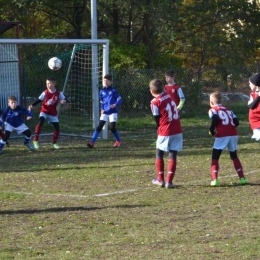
xmin=210 ymin=91 xmax=222 ymax=104
xmin=8 ymin=95 xmax=17 ymax=102
xmin=149 ymin=79 xmax=164 ymax=94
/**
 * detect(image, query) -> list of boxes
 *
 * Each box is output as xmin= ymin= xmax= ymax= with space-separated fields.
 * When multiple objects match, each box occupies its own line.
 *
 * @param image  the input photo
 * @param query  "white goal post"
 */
xmin=0 ymin=38 xmax=109 ymax=139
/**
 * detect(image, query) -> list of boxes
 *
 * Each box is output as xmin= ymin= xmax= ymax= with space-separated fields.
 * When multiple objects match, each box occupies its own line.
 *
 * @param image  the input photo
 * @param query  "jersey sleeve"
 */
xmin=59 ymin=92 xmax=66 ymax=100
xmin=177 ymin=88 xmax=185 ymax=100
xmin=38 ymin=91 xmax=46 ymax=101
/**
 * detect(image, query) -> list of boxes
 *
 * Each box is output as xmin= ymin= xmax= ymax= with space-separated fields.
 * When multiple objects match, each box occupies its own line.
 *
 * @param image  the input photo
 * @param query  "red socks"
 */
xmin=232 ymin=158 xmax=244 ymax=178
xmin=211 ymin=159 xmax=219 ymax=180
xmin=33 ymin=124 xmax=42 ymax=141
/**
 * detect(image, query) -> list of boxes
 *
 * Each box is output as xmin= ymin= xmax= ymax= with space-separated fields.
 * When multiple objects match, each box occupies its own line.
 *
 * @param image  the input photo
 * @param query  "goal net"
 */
xmin=0 ymin=39 xmax=109 ymax=138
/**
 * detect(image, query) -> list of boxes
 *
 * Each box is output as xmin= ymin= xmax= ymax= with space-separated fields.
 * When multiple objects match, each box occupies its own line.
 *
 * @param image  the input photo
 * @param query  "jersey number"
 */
xmin=218 ymin=110 xmax=235 ymax=126
xmin=166 ymin=101 xmax=179 ymax=121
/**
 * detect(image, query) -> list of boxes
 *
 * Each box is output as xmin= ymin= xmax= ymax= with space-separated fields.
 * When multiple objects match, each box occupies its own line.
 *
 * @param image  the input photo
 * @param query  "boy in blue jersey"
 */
xmin=0 ymin=96 xmax=34 ymax=154
xmin=87 ymin=74 xmax=122 ymax=148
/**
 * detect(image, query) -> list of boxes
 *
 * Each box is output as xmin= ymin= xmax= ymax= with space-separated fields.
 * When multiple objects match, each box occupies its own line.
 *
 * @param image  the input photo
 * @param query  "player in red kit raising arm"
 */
xmin=29 ymin=77 xmax=66 ymax=149
xmin=208 ymin=91 xmax=247 ymax=186
xmin=149 ymin=79 xmax=183 ymax=189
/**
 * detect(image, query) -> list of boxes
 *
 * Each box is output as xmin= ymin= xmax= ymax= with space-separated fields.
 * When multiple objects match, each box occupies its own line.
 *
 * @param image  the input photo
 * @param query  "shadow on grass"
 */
xmin=0 ymin=204 xmax=148 ymax=215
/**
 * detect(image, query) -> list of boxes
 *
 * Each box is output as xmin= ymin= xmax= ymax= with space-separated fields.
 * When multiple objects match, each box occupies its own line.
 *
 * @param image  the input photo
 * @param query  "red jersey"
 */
xmin=164 ymin=83 xmax=184 ymax=106
xmin=150 ymin=92 xmax=182 ymax=136
xmin=248 ymin=91 xmax=260 ymax=130
xmin=208 ymin=105 xmax=238 ymax=137
xmin=39 ymin=89 xmax=63 ymax=116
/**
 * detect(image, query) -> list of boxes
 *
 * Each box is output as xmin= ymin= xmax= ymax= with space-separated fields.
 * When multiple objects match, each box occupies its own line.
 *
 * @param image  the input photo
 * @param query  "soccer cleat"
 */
xmin=165 ymin=182 xmax=175 ymax=189
xmin=24 ymin=142 xmax=34 ymax=150
xmin=33 ymin=141 xmax=39 ymax=149
xmin=113 ymin=141 xmax=122 ymax=147
xmin=210 ymin=179 xmax=219 ymax=187
xmin=53 ymin=143 xmax=60 ymax=149
xmin=87 ymin=142 xmax=94 ymax=148
xmin=240 ymin=178 xmax=247 ymax=185
xmin=152 ymin=178 xmax=165 ymax=187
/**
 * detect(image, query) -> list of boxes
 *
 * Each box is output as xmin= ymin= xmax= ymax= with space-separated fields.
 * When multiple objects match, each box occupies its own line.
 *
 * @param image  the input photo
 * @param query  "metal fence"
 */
xmin=111 ymin=63 xmax=258 ymax=114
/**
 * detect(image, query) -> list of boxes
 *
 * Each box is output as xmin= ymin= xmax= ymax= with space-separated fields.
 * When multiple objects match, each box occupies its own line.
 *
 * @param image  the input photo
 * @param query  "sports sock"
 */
xmin=0 ymin=130 xmax=4 ymax=139
xmin=211 ymin=159 xmax=219 ymax=180
xmin=53 ymin=130 xmax=60 ymax=144
xmin=34 ymin=124 xmax=42 ymax=141
xmin=113 ymin=131 xmax=121 ymax=142
xmin=155 ymin=158 xmax=164 ymax=182
xmin=0 ymin=139 xmax=6 ymax=150
xmin=232 ymin=158 xmax=245 ymax=178
xmin=24 ymin=136 xmax=31 ymax=144
xmin=166 ymin=158 xmax=176 ymax=183
xmin=91 ymin=130 xmax=100 ymax=143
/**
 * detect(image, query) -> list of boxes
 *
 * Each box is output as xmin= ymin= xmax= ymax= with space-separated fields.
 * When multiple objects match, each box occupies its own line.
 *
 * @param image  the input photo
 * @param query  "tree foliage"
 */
xmin=1 ymin=0 xmax=260 ymax=69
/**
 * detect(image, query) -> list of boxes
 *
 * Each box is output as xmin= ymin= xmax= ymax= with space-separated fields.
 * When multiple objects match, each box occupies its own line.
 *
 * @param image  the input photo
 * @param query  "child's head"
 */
xmin=149 ymin=79 xmax=164 ymax=97
xmin=46 ymin=77 xmax=56 ymax=91
xmin=165 ymin=70 xmax=175 ymax=84
xmin=249 ymin=73 xmax=260 ymax=92
xmin=209 ymin=91 xmax=222 ymax=107
xmin=103 ymin=74 xmax=113 ymax=88
xmin=8 ymin=96 xmax=18 ymax=110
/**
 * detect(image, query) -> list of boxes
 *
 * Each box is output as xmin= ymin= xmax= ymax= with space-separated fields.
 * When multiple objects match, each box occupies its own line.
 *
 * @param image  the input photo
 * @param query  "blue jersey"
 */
xmin=100 ymin=86 xmax=122 ymax=115
xmin=0 ymin=105 xmax=33 ymax=128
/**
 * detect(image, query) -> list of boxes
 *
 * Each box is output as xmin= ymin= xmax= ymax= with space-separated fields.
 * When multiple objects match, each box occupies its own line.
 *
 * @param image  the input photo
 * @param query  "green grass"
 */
xmin=1 ymin=102 xmax=260 ymax=260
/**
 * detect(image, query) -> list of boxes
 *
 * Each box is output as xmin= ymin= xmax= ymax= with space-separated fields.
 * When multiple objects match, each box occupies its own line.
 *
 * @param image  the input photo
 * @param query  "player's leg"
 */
xmin=22 ymin=128 xmax=34 ymax=150
xmin=109 ymin=113 xmax=121 ymax=147
xmin=229 ymin=151 xmax=247 ymax=184
xmin=211 ymin=149 xmax=222 ymax=186
xmin=87 ymin=120 xmax=106 ymax=148
xmin=51 ymin=122 xmax=60 ymax=149
xmin=152 ymin=148 xmax=165 ymax=187
xmin=33 ymin=115 xmax=45 ymax=149
xmin=0 ymin=130 xmax=11 ymax=154
xmin=166 ymin=133 xmax=183 ymax=188
xmin=165 ymin=150 xmax=177 ymax=188
xmin=110 ymin=122 xmax=121 ymax=147
xmin=0 ymin=129 xmax=9 ymax=147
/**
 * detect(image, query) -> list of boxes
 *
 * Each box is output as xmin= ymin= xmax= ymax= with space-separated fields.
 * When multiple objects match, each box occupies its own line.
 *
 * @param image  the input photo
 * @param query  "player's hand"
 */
xmin=28 ymin=105 xmax=33 ymax=110
xmin=209 ymin=130 xmax=215 ymax=136
xmin=61 ymin=100 xmax=66 ymax=104
xmin=26 ymin=116 xmax=32 ymax=120
xmin=101 ymin=110 xmax=104 ymax=114
xmin=110 ymin=104 xmax=116 ymax=108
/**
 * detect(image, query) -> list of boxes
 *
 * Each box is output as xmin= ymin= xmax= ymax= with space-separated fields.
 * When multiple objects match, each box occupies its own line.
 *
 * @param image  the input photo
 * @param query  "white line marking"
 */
xmin=13 ymin=170 xmax=259 ymax=199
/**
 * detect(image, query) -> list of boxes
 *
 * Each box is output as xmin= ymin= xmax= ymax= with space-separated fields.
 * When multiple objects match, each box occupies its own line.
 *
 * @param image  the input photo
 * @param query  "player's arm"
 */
xmin=153 ymin=115 xmax=160 ymax=128
xmin=209 ymin=114 xmax=219 ymax=136
xmin=233 ymin=117 xmax=239 ymax=127
xmin=248 ymin=95 xmax=260 ymax=109
xmin=29 ymin=99 xmax=42 ymax=109
xmin=177 ymin=88 xmax=185 ymax=110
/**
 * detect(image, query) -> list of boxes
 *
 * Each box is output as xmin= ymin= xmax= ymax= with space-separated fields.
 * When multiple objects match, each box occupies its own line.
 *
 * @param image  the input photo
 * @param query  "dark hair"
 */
xmin=46 ymin=77 xmax=56 ymax=82
xmin=149 ymin=79 xmax=164 ymax=94
xmin=104 ymin=74 xmax=112 ymax=81
xmin=165 ymin=70 xmax=175 ymax=78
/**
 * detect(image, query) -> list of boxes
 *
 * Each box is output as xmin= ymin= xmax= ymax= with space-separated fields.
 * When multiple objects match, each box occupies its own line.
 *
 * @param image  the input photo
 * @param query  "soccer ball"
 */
xmin=48 ymin=57 xmax=62 ymax=71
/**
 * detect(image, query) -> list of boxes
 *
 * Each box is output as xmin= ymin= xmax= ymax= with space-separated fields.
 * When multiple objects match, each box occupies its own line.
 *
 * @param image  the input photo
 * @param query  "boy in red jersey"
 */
xmin=247 ymin=73 xmax=260 ymax=141
xmin=208 ymin=91 xmax=247 ymax=186
xmin=29 ymin=77 xmax=66 ymax=149
xmin=164 ymin=70 xmax=185 ymax=112
xmin=149 ymin=79 xmax=183 ymax=188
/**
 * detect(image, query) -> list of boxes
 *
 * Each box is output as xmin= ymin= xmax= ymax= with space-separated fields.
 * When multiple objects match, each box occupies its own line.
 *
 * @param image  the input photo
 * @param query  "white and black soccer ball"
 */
xmin=48 ymin=57 xmax=62 ymax=71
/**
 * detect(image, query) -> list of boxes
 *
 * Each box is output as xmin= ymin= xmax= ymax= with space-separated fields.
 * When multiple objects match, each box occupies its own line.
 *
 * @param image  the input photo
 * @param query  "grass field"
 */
xmin=1 ymin=103 xmax=260 ymax=260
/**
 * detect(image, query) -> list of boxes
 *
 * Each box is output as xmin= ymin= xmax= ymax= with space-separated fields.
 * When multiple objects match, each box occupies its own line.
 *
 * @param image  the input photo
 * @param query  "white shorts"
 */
xmin=5 ymin=123 xmax=29 ymax=135
xmin=213 ymin=136 xmax=238 ymax=151
xmin=251 ymin=128 xmax=260 ymax=141
xmin=40 ymin=112 xmax=59 ymax=123
xmin=100 ymin=113 xmax=118 ymax=122
xmin=156 ymin=133 xmax=183 ymax=152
